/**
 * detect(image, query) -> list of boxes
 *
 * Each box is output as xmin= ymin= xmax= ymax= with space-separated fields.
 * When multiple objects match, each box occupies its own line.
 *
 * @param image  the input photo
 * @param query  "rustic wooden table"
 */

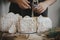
xmin=0 ymin=27 xmax=60 ymax=40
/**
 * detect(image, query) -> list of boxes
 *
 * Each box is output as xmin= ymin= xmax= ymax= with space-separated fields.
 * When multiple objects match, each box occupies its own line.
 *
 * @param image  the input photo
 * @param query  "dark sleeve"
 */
xmin=8 ymin=0 xmax=16 ymax=3
xmin=39 ymin=0 xmax=45 ymax=2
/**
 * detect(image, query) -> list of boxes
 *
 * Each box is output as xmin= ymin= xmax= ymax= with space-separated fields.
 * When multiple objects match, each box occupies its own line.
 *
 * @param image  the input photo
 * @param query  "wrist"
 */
xmin=39 ymin=2 xmax=49 ymax=8
xmin=42 ymin=1 xmax=50 ymax=7
xmin=43 ymin=1 xmax=52 ymax=7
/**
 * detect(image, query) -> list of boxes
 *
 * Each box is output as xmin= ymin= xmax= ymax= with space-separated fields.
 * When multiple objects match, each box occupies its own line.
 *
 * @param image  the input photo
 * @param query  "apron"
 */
xmin=9 ymin=0 xmax=48 ymax=17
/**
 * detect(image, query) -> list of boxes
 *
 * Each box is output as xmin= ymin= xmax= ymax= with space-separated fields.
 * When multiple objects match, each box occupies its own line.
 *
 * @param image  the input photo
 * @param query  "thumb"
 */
xmin=26 ymin=0 xmax=30 ymax=3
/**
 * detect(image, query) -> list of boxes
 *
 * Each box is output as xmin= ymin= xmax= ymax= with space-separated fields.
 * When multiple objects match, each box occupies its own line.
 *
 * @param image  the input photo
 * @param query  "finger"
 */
xmin=40 ymin=9 xmax=45 ymax=13
xmin=19 ymin=3 xmax=29 ymax=9
xmin=37 ymin=9 xmax=43 ymax=13
xmin=39 ymin=7 xmax=43 ymax=12
xmin=36 ymin=7 xmax=43 ymax=13
xmin=37 ymin=6 xmax=42 ymax=11
xmin=22 ymin=4 xmax=29 ymax=9
xmin=39 ymin=9 xmax=43 ymax=13
xmin=32 ymin=7 xmax=37 ymax=11
xmin=23 ymin=0 xmax=31 ymax=8
xmin=19 ymin=1 xmax=30 ymax=9
xmin=25 ymin=0 xmax=30 ymax=3
xmin=37 ymin=4 xmax=41 ymax=8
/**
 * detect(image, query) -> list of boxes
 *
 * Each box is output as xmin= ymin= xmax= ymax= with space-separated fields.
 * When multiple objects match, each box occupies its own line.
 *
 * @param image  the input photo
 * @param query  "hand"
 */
xmin=15 ymin=0 xmax=31 ymax=9
xmin=33 ymin=2 xmax=49 ymax=14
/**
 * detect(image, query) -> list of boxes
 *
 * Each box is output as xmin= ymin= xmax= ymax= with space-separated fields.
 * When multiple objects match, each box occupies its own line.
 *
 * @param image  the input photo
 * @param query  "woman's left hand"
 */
xmin=33 ymin=2 xmax=49 ymax=14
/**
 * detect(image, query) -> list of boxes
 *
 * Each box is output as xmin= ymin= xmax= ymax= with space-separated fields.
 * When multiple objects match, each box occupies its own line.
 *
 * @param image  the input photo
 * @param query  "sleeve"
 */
xmin=38 ymin=0 xmax=45 ymax=2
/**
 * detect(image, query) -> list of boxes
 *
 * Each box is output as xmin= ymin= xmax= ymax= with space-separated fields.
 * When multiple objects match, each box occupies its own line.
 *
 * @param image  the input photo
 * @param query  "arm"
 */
xmin=43 ymin=0 xmax=57 ymax=6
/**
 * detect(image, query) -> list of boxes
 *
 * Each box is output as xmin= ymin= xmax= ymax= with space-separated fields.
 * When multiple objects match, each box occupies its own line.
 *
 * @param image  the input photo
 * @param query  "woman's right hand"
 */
xmin=15 ymin=0 xmax=31 ymax=9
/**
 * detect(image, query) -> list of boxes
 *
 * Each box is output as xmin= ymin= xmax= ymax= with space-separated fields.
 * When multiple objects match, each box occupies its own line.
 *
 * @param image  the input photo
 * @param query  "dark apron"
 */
xmin=9 ymin=0 xmax=48 ymax=17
